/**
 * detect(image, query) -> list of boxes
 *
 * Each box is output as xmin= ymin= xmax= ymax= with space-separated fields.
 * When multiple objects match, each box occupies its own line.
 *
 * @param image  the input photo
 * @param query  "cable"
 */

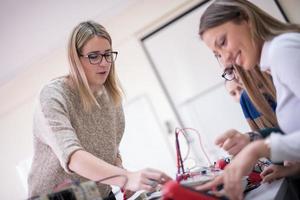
xmin=96 ymin=174 xmax=128 ymax=199
xmin=175 ymin=128 xmax=186 ymax=176
xmin=179 ymin=128 xmax=213 ymax=166
xmin=175 ymin=127 xmax=213 ymax=179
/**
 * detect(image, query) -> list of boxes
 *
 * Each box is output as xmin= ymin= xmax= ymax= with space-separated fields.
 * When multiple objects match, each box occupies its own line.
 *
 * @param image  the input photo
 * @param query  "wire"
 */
xmin=52 ymin=175 xmax=128 ymax=200
xmin=96 ymin=174 xmax=128 ymax=198
xmin=175 ymin=128 xmax=185 ymax=175
xmin=178 ymin=129 xmax=191 ymax=162
xmin=177 ymin=127 xmax=213 ymax=168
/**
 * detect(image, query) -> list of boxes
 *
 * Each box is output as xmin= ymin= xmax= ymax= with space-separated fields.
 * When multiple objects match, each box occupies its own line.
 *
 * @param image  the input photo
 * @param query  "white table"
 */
xmin=245 ymin=179 xmax=287 ymax=200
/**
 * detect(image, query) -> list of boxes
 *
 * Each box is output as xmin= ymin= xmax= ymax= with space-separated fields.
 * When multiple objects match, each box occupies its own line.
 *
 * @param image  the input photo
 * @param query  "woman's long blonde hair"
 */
xmin=199 ymin=0 xmax=300 ymax=130
xmin=68 ymin=21 xmax=123 ymax=112
xmin=236 ymin=66 xmax=278 ymax=130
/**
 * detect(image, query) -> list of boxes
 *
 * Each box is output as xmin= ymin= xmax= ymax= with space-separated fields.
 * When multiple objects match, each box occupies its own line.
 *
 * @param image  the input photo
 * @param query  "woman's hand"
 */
xmin=125 ymin=168 xmax=172 ymax=192
xmin=196 ymin=140 xmax=269 ymax=200
xmin=261 ymin=162 xmax=300 ymax=183
xmin=115 ymin=154 xmax=136 ymax=198
xmin=215 ymin=129 xmax=251 ymax=155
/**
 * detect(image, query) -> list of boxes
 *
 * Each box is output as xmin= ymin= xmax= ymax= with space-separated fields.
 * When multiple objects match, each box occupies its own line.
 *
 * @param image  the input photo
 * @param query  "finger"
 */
xmin=209 ymin=189 xmax=226 ymax=197
xmin=227 ymin=145 xmax=242 ymax=156
xmin=195 ymin=176 xmax=223 ymax=191
xmin=160 ymin=174 xmax=172 ymax=183
xmin=141 ymin=178 xmax=158 ymax=188
xmin=222 ymin=138 xmax=237 ymax=152
xmin=143 ymin=169 xmax=172 ymax=183
xmin=283 ymin=160 xmax=296 ymax=167
xmin=262 ymin=171 xmax=277 ymax=183
xmin=215 ymin=131 xmax=235 ymax=146
xmin=156 ymin=184 xmax=163 ymax=191
xmin=226 ymin=189 xmax=243 ymax=200
xmin=224 ymin=169 xmax=243 ymax=200
xmin=141 ymin=183 xmax=156 ymax=192
xmin=140 ymin=178 xmax=159 ymax=191
xmin=260 ymin=167 xmax=274 ymax=177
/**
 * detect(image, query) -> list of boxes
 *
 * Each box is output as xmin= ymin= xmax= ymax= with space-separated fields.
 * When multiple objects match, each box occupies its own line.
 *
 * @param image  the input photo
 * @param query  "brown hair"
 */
xmin=235 ymin=65 xmax=278 ymax=130
xmin=199 ymin=0 xmax=300 ymax=40
xmin=199 ymin=0 xmax=300 ymax=130
xmin=68 ymin=21 xmax=123 ymax=112
xmin=223 ymin=66 xmax=278 ymax=130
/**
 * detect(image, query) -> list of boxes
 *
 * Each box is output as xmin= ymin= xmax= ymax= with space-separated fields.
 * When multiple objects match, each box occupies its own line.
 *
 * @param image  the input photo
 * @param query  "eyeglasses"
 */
xmin=214 ymin=53 xmax=237 ymax=81
xmin=80 ymin=51 xmax=118 ymax=65
xmin=221 ymin=65 xmax=236 ymax=81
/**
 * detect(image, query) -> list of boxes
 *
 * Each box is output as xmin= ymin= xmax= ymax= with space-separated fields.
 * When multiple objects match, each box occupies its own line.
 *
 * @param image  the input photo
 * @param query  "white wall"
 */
xmin=0 ymin=49 xmax=69 ymax=199
xmin=278 ymin=0 xmax=300 ymax=23
xmin=1 ymin=0 xmax=298 ymax=199
xmin=0 ymin=0 xmax=197 ymax=199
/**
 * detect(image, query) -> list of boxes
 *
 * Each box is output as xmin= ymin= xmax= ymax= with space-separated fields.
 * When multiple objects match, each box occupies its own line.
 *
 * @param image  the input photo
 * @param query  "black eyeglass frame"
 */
xmin=221 ymin=65 xmax=236 ymax=81
xmin=80 ymin=51 xmax=118 ymax=65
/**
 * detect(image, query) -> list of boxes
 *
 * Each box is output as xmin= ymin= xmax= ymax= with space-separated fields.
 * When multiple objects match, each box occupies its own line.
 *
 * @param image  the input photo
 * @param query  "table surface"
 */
xmin=245 ymin=178 xmax=287 ymax=200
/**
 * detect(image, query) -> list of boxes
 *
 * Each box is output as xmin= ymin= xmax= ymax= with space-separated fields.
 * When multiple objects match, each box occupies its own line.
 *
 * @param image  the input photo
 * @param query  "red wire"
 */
xmin=177 ymin=128 xmax=213 ymax=167
xmin=121 ymin=188 xmax=126 ymax=200
xmin=175 ymin=128 xmax=184 ymax=175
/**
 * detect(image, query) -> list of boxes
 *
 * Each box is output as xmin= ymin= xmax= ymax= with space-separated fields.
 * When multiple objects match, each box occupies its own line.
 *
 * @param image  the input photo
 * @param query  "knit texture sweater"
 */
xmin=27 ymin=76 xmax=125 ymax=198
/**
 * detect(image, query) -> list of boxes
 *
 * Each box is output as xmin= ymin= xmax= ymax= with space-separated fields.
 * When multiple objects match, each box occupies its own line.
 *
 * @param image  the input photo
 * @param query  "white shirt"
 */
xmin=260 ymin=33 xmax=300 ymax=162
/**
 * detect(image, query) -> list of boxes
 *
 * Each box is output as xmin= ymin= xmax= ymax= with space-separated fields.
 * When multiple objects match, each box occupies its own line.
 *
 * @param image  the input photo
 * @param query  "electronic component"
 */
xmin=214 ymin=157 xmax=230 ymax=170
xmin=180 ymin=174 xmax=215 ymax=187
xmin=162 ymin=181 xmax=228 ymax=200
xmin=28 ymin=181 xmax=102 ymax=200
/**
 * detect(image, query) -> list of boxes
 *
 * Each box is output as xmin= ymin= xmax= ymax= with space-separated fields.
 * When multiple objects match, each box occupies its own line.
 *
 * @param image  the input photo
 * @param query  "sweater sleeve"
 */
xmin=34 ymin=84 xmax=84 ymax=173
xmin=269 ymin=132 xmax=300 ymax=162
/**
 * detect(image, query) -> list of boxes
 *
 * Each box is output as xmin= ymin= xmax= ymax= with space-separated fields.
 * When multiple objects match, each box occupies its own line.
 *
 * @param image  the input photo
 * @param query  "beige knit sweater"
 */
xmin=27 ymin=77 xmax=125 ymax=198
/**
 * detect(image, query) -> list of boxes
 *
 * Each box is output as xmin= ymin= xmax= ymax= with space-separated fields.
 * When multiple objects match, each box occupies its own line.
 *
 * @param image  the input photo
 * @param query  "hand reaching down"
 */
xmin=261 ymin=162 xmax=300 ymax=183
xmin=125 ymin=168 xmax=172 ymax=192
xmin=215 ymin=129 xmax=251 ymax=156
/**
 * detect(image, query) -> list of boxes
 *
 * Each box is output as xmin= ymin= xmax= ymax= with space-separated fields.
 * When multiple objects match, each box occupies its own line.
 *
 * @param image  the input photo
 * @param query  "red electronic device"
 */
xmin=214 ymin=157 xmax=230 ymax=170
xmin=166 ymin=128 xmax=264 ymax=200
xmin=167 ymin=128 xmax=222 ymax=200
xmin=162 ymin=181 xmax=219 ymax=200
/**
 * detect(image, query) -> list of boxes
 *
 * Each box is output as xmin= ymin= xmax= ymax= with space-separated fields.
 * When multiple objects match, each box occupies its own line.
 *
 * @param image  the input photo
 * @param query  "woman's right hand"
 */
xmin=215 ymin=129 xmax=250 ymax=156
xmin=125 ymin=168 xmax=172 ymax=192
xmin=261 ymin=162 xmax=300 ymax=183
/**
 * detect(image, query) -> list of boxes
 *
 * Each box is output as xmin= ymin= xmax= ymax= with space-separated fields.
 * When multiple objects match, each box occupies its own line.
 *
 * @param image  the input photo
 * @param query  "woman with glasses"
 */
xmin=224 ymin=66 xmax=277 ymax=131
xmin=196 ymin=0 xmax=300 ymax=199
xmin=27 ymin=21 xmax=171 ymax=199
xmin=222 ymin=65 xmax=278 ymax=156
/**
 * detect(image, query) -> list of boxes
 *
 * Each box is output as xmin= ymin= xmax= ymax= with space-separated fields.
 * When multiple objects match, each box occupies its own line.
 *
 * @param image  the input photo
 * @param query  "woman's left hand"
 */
xmin=115 ymin=153 xmax=136 ymax=197
xmin=196 ymin=140 xmax=270 ymax=200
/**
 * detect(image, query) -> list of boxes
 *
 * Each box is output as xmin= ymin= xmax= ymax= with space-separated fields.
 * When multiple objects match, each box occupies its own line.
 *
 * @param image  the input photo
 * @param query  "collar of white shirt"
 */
xmin=259 ymin=40 xmax=272 ymax=71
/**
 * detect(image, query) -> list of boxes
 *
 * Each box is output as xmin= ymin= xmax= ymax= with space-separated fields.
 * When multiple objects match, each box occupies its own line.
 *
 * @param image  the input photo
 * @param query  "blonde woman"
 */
xmin=197 ymin=0 xmax=300 ymax=199
xmin=27 ymin=21 xmax=171 ymax=199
